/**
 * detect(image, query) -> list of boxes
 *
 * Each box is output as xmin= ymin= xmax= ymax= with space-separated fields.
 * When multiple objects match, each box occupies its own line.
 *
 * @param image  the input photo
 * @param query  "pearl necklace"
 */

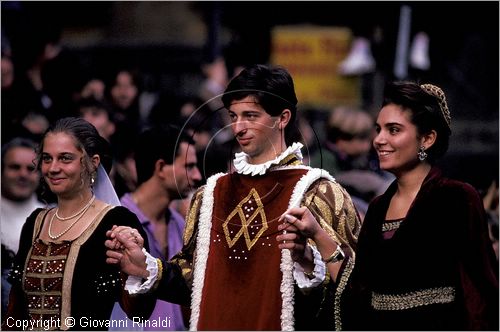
xmin=48 ymin=196 xmax=95 ymax=240
xmin=55 ymin=195 xmax=96 ymax=221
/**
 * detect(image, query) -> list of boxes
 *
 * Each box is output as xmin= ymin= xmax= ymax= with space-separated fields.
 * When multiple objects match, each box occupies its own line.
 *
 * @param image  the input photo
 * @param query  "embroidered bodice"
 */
xmin=24 ymin=239 xmax=71 ymax=329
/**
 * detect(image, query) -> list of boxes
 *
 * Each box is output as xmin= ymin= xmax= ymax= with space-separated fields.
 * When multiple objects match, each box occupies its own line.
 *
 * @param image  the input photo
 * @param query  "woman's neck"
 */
xmin=57 ymin=191 xmax=94 ymax=215
xmin=395 ymin=163 xmax=431 ymax=197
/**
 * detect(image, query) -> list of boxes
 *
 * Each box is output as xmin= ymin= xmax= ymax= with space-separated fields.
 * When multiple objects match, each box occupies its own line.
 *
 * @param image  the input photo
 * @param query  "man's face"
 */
xmin=1 ymin=146 xmax=40 ymax=201
xmin=164 ymin=142 xmax=202 ymax=200
xmin=228 ymin=96 xmax=282 ymax=164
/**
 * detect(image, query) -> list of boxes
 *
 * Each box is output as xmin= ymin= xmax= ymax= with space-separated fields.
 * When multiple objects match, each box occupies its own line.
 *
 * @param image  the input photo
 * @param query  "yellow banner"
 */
xmin=270 ymin=25 xmax=360 ymax=110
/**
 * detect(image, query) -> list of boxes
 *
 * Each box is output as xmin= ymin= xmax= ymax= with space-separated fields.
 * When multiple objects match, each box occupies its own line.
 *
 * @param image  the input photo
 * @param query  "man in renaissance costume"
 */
xmin=106 ymin=64 xmax=361 ymax=330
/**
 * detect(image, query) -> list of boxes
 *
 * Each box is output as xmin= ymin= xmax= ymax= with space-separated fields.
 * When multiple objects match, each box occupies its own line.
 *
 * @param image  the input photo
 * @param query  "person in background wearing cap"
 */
xmin=339 ymin=81 xmax=498 ymax=330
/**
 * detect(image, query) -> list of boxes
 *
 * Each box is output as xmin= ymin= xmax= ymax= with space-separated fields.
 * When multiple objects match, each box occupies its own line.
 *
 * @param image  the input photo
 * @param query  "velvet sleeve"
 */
xmin=453 ymin=183 xmax=499 ymax=330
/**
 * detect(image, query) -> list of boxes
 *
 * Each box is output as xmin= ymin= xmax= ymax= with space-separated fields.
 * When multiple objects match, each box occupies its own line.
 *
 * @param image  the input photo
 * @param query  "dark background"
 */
xmin=2 ymin=1 xmax=498 ymax=192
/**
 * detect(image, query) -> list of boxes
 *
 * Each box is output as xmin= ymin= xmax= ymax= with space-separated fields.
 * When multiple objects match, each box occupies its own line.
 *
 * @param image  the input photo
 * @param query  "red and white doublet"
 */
xmin=146 ymin=143 xmax=361 ymax=330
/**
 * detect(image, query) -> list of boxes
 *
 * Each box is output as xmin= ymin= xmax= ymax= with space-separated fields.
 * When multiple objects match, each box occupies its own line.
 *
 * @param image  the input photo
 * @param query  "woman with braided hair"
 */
xmin=339 ymin=81 xmax=498 ymax=330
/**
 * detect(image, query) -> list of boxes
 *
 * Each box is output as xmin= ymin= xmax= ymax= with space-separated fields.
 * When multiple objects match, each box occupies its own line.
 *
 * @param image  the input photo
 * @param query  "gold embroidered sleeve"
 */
xmin=169 ymin=186 xmax=204 ymax=290
xmin=303 ymin=178 xmax=361 ymax=256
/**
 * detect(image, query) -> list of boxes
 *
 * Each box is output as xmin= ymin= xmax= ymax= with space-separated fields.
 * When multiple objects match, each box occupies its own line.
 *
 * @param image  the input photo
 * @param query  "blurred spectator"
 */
xmin=104 ymin=68 xmax=145 ymax=198
xmin=2 ymin=13 xmax=83 ymax=141
xmin=79 ymin=78 xmax=106 ymax=101
xmin=20 ymin=112 xmax=50 ymax=139
xmin=107 ymin=68 xmax=143 ymax=136
xmin=1 ymin=137 xmax=44 ymax=318
xmin=148 ymin=93 xmax=203 ymax=127
xmin=198 ymin=56 xmax=228 ymax=112
xmin=1 ymin=137 xmax=44 ymax=252
xmin=197 ymin=56 xmax=234 ymax=146
xmin=77 ymin=98 xmax=116 ymax=142
xmin=1 ymin=54 xmax=14 ymax=89
xmin=310 ymin=106 xmax=374 ymax=173
xmin=309 ymin=106 xmax=392 ymax=219
xmin=113 ymin=124 xmax=202 ymax=330
xmin=1 ymin=52 xmax=48 ymax=142
xmin=181 ymin=103 xmax=232 ymax=184
xmin=109 ymin=130 xmax=139 ymax=199
xmin=1 ymin=53 xmax=31 ymax=142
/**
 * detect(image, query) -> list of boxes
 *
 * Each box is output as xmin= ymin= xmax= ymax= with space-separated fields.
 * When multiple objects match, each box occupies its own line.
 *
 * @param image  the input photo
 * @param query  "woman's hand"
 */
xmin=106 ymin=225 xmax=145 ymax=250
xmin=105 ymin=225 xmax=149 ymax=279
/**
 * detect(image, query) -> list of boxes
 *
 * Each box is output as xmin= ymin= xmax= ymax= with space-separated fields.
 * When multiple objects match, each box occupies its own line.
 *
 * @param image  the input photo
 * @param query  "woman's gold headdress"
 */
xmin=420 ymin=84 xmax=451 ymax=128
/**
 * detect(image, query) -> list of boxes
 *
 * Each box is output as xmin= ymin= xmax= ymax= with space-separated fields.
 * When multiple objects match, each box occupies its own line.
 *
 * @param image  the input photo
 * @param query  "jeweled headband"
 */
xmin=420 ymin=84 xmax=451 ymax=129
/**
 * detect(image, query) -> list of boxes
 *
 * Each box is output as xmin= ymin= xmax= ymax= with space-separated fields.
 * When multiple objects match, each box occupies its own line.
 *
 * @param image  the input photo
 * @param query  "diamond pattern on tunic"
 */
xmin=223 ymin=188 xmax=268 ymax=251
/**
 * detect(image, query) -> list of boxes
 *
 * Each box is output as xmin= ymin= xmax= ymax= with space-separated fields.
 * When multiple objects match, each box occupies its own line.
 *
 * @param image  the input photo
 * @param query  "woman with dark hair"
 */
xmin=343 ymin=81 xmax=499 ymax=330
xmin=282 ymin=81 xmax=498 ymax=330
xmin=2 ymin=117 xmax=153 ymax=330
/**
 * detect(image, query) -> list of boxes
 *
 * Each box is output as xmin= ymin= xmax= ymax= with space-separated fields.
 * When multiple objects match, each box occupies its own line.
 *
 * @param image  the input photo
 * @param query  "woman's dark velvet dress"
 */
xmin=345 ymin=167 xmax=499 ymax=330
xmin=3 ymin=206 xmax=154 ymax=330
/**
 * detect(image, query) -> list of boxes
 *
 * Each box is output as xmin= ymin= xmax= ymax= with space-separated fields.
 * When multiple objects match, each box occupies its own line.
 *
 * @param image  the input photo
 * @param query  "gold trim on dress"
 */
xmin=334 ymin=257 xmax=355 ymax=331
xmin=371 ymin=286 xmax=455 ymax=311
xmin=60 ymin=204 xmax=114 ymax=330
xmin=382 ymin=220 xmax=404 ymax=232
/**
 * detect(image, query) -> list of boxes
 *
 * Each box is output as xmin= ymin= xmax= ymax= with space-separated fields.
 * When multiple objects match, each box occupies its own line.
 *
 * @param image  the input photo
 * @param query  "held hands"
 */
xmin=106 ymin=225 xmax=145 ymax=250
xmin=276 ymin=207 xmax=322 ymax=267
xmin=277 ymin=207 xmax=345 ymax=283
xmin=105 ymin=225 xmax=149 ymax=279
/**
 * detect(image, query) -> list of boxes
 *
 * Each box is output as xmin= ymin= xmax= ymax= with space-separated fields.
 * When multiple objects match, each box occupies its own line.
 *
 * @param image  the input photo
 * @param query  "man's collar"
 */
xmin=233 ymin=142 xmax=304 ymax=176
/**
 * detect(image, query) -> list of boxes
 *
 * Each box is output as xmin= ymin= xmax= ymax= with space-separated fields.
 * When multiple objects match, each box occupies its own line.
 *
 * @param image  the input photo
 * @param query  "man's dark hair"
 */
xmin=134 ymin=124 xmax=195 ymax=185
xmin=221 ymin=64 xmax=298 ymax=144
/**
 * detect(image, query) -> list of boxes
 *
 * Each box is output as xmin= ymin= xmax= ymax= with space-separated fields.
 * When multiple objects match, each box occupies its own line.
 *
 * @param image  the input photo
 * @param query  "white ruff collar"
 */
xmin=233 ymin=142 xmax=303 ymax=176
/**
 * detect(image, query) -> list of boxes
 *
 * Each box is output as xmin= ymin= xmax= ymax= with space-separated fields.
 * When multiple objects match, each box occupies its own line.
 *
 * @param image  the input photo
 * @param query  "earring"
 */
xmin=90 ymin=173 xmax=96 ymax=186
xmin=418 ymin=146 xmax=428 ymax=161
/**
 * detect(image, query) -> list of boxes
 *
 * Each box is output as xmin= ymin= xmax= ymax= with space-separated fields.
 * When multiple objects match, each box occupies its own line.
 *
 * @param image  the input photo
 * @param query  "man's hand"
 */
xmin=105 ymin=225 xmax=149 ymax=279
xmin=275 ymin=207 xmax=321 ymax=269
